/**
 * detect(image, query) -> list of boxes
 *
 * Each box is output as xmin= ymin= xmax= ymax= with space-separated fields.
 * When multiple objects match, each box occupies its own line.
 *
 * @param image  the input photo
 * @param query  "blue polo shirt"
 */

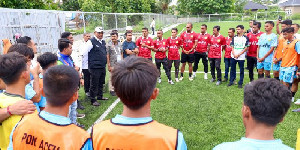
xmin=111 ymin=114 xmax=187 ymax=150
xmin=122 ymin=40 xmax=137 ymax=58
xmin=8 ymin=111 xmax=92 ymax=150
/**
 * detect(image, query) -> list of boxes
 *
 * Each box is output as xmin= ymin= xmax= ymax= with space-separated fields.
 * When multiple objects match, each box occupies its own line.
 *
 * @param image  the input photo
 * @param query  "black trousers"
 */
xmin=89 ymin=68 xmax=106 ymax=103
xmin=82 ymin=69 xmax=90 ymax=93
xmin=209 ymin=58 xmax=222 ymax=81
xmin=247 ymin=56 xmax=257 ymax=82
xmin=152 ymin=27 xmax=155 ymax=35
xmin=155 ymin=57 xmax=171 ymax=80
xmin=193 ymin=52 xmax=208 ymax=73
xmin=168 ymin=59 xmax=180 ymax=78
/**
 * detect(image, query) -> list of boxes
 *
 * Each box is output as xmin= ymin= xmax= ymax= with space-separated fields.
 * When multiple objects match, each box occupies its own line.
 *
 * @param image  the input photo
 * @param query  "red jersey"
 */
xmin=224 ymin=37 xmax=233 ymax=58
xmin=167 ymin=37 xmax=181 ymax=60
xmin=136 ymin=36 xmax=154 ymax=58
xmin=247 ymin=31 xmax=264 ymax=57
xmin=196 ymin=33 xmax=211 ymax=53
xmin=154 ymin=38 xmax=168 ymax=59
xmin=180 ymin=31 xmax=197 ymax=54
xmin=208 ymin=34 xmax=226 ymax=58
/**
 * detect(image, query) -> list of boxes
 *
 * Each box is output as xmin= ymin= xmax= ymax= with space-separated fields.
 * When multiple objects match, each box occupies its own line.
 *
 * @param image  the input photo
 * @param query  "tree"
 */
xmin=177 ymin=0 xmax=235 ymax=15
xmin=60 ymin=0 xmax=81 ymax=11
xmin=156 ymin=0 xmax=171 ymax=14
xmin=234 ymin=0 xmax=247 ymax=13
xmin=0 ymin=0 xmax=46 ymax=9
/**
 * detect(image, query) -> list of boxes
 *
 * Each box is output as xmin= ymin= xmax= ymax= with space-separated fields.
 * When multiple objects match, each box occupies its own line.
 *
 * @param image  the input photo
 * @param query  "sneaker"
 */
xmin=204 ymin=73 xmax=208 ymax=80
xmin=168 ymin=80 xmax=174 ymax=85
xmin=222 ymin=78 xmax=228 ymax=82
xmin=85 ymin=92 xmax=90 ymax=97
xmin=77 ymin=113 xmax=85 ymax=118
xmin=77 ymin=102 xmax=85 ymax=110
xmin=179 ymin=76 xmax=184 ymax=81
xmin=175 ymin=78 xmax=179 ymax=82
xmin=158 ymin=78 xmax=162 ymax=83
xmin=193 ymin=72 xmax=196 ymax=78
xmin=238 ymin=84 xmax=243 ymax=89
xmin=189 ymin=77 xmax=193 ymax=81
xmin=216 ymin=81 xmax=221 ymax=86
xmin=210 ymin=78 xmax=215 ymax=82
xmin=92 ymin=101 xmax=100 ymax=106
xmin=76 ymin=123 xmax=85 ymax=129
xmin=295 ymin=99 xmax=300 ymax=105
xmin=234 ymin=81 xmax=238 ymax=85
xmin=97 ymin=97 xmax=109 ymax=101
xmin=227 ymin=82 xmax=234 ymax=87
xmin=292 ymin=108 xmax=300 ymax=112
xmin=292 ymin=97 xmax=295 ymax=103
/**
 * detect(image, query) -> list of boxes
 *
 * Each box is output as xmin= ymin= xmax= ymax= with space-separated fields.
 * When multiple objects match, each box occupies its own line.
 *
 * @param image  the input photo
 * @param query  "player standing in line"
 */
xmin=193 ymin=24 xmax=210 ymax=80
xmin=247 ymin=22 xmax=264 ymax=82
xmin=136 ymin=28 xmax=154 ymax=60
xmin=179 ymin=23 xmax=198 ymax=81
xmin=257 ymin=21 xmax=278 ymax=79
xmin=167 ymin=28 xmax=182 ymax=82
xmin=223 ymin=28 xmax=235 ymax=82
xmin=208 ymin=26 xmax=226 ymax=85
xmin=153 ymin=30 xmax=174 ymax=85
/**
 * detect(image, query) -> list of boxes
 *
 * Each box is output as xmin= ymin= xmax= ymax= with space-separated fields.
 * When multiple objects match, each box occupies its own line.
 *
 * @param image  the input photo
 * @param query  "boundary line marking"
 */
xmin=87 ymin=98 xmax=121 ymax=133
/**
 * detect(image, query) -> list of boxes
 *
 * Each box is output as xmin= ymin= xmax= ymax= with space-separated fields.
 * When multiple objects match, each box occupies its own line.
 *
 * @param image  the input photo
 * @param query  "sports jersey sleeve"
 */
xmin=271 ymin=35 xmax=278 ymax=47
xmin=230 ymin=37 xmax=234 ymax=46
xmin=153 ymin=40 xmax=158 ymax=49
xmin=25 ymin=84 xmax=36 ymax=100
xmin=81 ymin=138 xmax=93 ymax=150
xmin=221 ymin=36 xmax=226 ymax=46
xmin=245 ymin=36 xmax=250 ymax=47
xmin=122 ymin=41 xmax=128 ymax=51
xmin=257 ymin=35 xmax=263 ymax=46
xmin=295 ymin=42 xmax=300 ymax=54
xmin=136 ymin=38 xmax=140 ymax=48
xmin=180 ymin=33 xmax=184 ymax=47
xmin=150 ymin=39 xmax=154 ymax=47
xmin=193 ymin=33 xmax=198 ymax=42
xmin=177 ymin=131 xmax=187 ymax=150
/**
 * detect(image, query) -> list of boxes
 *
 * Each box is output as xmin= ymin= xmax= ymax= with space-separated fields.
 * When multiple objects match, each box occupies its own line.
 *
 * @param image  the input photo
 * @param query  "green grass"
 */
xmin=77 ymin=21 xmax=300 ymax=150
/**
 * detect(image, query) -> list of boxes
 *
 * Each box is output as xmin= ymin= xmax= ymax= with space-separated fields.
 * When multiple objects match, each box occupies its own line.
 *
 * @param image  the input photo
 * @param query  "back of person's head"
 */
xmin=43 ymin=65 xmax=79 ymax=107
xmin=37 ymin=52 xmax=58 ymax=70
xmin=58 ymin=38 xmax=71 ymax=52
xmin=281 ymin=19 xmax=292 ymax=26
xmin=16 ymin=36 xmax=31 ymax=45
xmin=111 ymin=56 xmax=159 ymax=110
xmin=282 ymin=27 xmax=294 ymax=33
xmin=61 ymin=32 xmax=72 ymax=39
xmin=265 ymin=21 xmax=275 ymax=27
xmin=253 ymin=22 xmax=261 ymax=29
xmin=0 ymin=52 xmax=28 ymax=85
xmin=236 ymin=25 xmax=245 ymax=30
xmin=8 ymin=43 xmax=34 ymax=60
xmin=244 ymin=78 xmax=291 ymax=126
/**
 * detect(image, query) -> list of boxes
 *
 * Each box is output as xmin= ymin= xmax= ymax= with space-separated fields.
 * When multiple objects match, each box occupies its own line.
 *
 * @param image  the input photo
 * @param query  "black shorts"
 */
xmin=181 ymin=53 xmax=194 ymax=63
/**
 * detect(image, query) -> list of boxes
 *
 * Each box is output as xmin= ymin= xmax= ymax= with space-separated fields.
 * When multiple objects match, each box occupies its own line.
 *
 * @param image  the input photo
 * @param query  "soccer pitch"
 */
xmin=77 ymin=21 xmax=300 ymax=149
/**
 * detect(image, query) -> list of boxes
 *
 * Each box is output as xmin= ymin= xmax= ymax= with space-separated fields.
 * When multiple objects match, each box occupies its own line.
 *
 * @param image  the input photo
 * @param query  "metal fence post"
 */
xmin=82 ymin=13 xmax=86 ymax=33
xmin=115 ymin=14 xmax=117 ymax=30
xmin=209 ymin=14 xmax=210 ymax=22
xmin=101 ymin=13 xmax=104 ymax=29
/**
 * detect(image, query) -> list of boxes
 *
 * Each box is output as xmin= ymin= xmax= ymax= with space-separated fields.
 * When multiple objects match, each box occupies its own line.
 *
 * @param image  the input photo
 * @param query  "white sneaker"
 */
xmin=158 ymin=78 xmax=161 ymax=83
xmin=168 ymin=80 xmax=174 ymax=85
xmin=189 ymin=77 xmax=193 ymax=81
xmin=175 ymin=78 xmax=179 ymax=82
xmin=179 ymin=76 xmax=184 ymax=81
xmin=295 ymin=99 xmax=300 ymax=105
xmin=292 ymin=97 xmax=295 ymax=103
xmin=204 ymin=73 xmax=208 ymax=80
xmin=193 ymin=72 xmax=196 ymax=78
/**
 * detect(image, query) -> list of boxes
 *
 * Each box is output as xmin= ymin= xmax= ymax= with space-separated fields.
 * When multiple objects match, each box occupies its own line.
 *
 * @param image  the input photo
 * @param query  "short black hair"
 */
xmin=201 ymin=24 xmax=207 ymax=29
xmin=244 ymin=78 xmax=291 ymax=126
xmin=293 ymin=24 xmax=300 ymax=28
xmin=213 ymin=26 xmax=220 ymax=31
xmin=251 ymin=20 xmax=256 ymax=22
xmin=8 ymin=43 xmax=34 ymax=60
xmin=229 ymin=28 xmax=235 ymax=32
xmin=171 ymin=28 xmax=178 ymax=32
xmin=111 ymin=56 xmax=159 ymax=110
xmin=110 ymin=32 xmax=118 ymax=37
xmin=125 ymin=31 xmax=132 ymax=36
xmin=43 ymin=65 xmax=79 ymax=107
xmin=0 ymin=52 xmax=27 ymax=85
xmin=281 ymin=19 xmax=292 ymax=25
xmin=265 ymin=21 xmax=275 ymax=27
xmin=58 ymin=39 xmax=71 ymax=52
xmin=37 ymin=52 xmax=58 ymax=70
xmin=253 ymin=22 xmax=261 ymax=29
xmin=142 ymin=27 xmax=148 ymax=31
xmin=236 ymin=25 xmax=245 ymax=30
xmin=282 ymin=27 xmax=294 ymax=33
xmin=61 ymin=32 xmax=72 ymax=39
xmin=16 ymin=36 xmax=32 ymax=45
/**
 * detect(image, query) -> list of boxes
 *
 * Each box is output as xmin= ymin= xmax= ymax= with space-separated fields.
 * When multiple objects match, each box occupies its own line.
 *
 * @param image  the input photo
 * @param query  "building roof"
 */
xmin=279 ymin=0 xmax=300 ymax=7
xmin=244 ymin=1 xmax=268 ymax=10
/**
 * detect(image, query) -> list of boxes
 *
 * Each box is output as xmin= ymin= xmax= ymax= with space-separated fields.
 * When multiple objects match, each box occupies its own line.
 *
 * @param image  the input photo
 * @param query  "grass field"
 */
xmin=77 ymin=21 xmax=300 ymax=150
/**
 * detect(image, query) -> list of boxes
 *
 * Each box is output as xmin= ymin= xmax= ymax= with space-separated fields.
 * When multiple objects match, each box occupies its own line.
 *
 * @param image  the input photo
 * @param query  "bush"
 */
xmin=291 ymin=13 xmax=300 ymax=20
